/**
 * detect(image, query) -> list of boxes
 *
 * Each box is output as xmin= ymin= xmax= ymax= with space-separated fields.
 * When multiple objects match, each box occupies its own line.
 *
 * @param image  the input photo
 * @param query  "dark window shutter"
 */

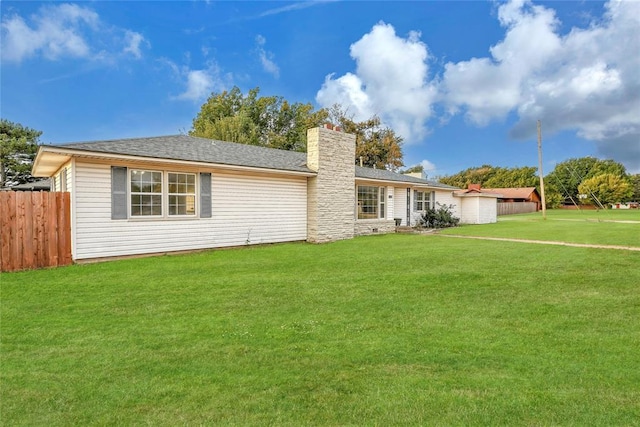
xmin=111 ymin=166 xmax=128 ymax=219
xmin=200 ymin=173 xmax=212 ymax=218
xmin=413 ymin=190 xmax=417 ymax=211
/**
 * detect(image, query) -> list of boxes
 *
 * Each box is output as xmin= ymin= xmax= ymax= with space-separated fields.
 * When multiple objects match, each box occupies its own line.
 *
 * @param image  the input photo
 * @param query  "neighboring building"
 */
xmin=482 ymin=187 xmax=542 ymax=211
xmin=6 ymin=178 xmax=51 ymax=191
xmin=611 ymin=202 xmax=639 ymax=209
xmin=32 ymin=125 xmax=495 ymax=261
xmin=452 ymin=184 xmax=501 ymax=224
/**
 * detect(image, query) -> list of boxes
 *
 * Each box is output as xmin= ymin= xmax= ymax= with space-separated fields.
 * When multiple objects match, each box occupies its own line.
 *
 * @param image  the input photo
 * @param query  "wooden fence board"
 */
xmin=23 ymin=192 xmax=35 ymax=270
xmin=497 ymin=201 xmax=538 ymax=216
xmin=0 ymin=191 xmax=72 ymax=272
xmin=58 ymin=192 xmax=72 ymax=266
xmin=1 ymin=192 xmax=15 ymax=271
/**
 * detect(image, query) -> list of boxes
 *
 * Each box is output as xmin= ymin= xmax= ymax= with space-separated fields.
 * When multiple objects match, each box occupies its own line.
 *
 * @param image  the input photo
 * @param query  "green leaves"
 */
xmin=546 ymin=157 xmax=631 ymax=207
xmin=190 ymin=88 xmax=405 ymax=170
xmin=329 ymin=105 xmax=404 ymax=170
xmin=578 ymin=173 xmax=633 ymax=206
xmin=0 ymin=119 xmax=42 ymax=187
xmin=190 ymin=86 xmax=328 ymax=152
xmin=439 ymin=165 xmax=538 ymax=189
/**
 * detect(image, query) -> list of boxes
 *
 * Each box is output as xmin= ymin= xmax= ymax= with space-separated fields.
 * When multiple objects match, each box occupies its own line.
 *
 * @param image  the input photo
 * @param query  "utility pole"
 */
xmin=537 ymin=120 xmax=547 ymax=219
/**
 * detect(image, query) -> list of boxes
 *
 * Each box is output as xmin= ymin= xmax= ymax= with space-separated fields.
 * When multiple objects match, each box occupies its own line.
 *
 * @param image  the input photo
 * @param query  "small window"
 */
xmin=130 ymin=170 xmax=163 ymax=216
xmin=168 ymin=173 xmax=196 ymax=216
xmin=415 ymin=190 xmax=425 ymax=211
xmin=414 ymin=190 xmax=434 ymax=211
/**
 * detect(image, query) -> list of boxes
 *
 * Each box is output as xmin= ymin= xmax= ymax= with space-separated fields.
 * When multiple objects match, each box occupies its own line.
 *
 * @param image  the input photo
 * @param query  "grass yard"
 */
xmin=440 ymin=209 xmax=640 ymax=247
xmin=2 ymin=224 xmax=640 ymax=425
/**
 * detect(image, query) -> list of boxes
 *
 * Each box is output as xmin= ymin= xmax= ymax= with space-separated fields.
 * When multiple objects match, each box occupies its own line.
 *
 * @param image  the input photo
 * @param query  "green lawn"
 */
xmin=440 ymin=209 xmax=640 ymax=247
xmin=2 ymin=230 xmax=640 ymax=425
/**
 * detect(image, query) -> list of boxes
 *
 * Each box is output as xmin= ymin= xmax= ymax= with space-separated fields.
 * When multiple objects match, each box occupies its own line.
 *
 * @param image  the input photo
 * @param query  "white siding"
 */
xmin=457 ymin=196 xmax=497 ymax=224
xmin=393 ymin=187 xmax=409 ymax=225
xmin=478 ymin=197 xmax=497 ymax=224
xmin=52 ymin=163 xmax=72 ymax=192
xmin=434 ymin=190 xmax=460 ymax=218
xmin=459 ymin=197 xmax=480 ymax=224
xmin=385 ymin=185 xmax=394 ymax=220
xmin=73 ymin=161 xmax=307 ymax=260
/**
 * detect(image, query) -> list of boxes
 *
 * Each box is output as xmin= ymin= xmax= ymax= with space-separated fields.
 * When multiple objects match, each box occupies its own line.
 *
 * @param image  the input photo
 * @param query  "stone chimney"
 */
xmin=306 ymin=124 xmax=356 ymax=243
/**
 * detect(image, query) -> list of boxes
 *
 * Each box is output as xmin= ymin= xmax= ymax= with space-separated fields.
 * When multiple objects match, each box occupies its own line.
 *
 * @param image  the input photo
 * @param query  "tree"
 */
xmin=400 ymin=164 xmax=424 ymax=175
xmin=191 ymin=88 xmax=405 ymax=170
xmin=328 ymin=105 xmax=404 ymax=170
xmin=0 ymin=119 xmax=42 ymax=188
xmin=190 ymin=86 xmax=328 ymax=152
xmin=630 ymin=174 xmax=640 ymax=202
xmin=577 ymin=173 xmax=633 ymax=206
xmin=544 ymin=157 xmax=629 ymax=206
xmin=439 ymin=165 xmax=538 ymax=189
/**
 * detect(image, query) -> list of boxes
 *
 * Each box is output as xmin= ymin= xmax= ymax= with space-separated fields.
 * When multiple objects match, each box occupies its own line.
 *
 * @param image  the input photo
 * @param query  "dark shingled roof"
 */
xmin=61 ymin=134 xmax=312 ymax=173
xmin=9 ymin=178 xmax=51 ymax=191
xmin=58 ymin=134 xmax=457 ymax=188
xmin=355 ymin=166 xmax=457 ymax=189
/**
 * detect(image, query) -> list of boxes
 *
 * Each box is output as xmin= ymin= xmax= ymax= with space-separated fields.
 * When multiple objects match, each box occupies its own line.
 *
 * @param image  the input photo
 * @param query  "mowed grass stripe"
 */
xmin=440 ymin=209 xmax=640 ymax=247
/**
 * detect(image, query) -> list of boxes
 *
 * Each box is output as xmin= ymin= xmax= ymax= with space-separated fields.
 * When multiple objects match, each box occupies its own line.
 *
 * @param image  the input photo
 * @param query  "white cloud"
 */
xmin=257 ymin=1 xmax=333 ymax=18
xmin=163 ymin=59 xmax=227 ymax=102
xmin=178 ymin=70 xmax=216 ymax=101
xmin=122 ymin=30 xmax=147 ymax=59
xmin=318 ymin=1 xmax=639 ymax=171
xmin=316 ymin=22 xmax=437 ymax=143
xmin=420 ymin=159 xmax=437 ymax=174
xmin=1 ymin=3 xmax=147 ymax=63
xmin=255 ymin=35 xmax=279 ymax=78
xmin=441 ymin=0 xmax=640 ymax=170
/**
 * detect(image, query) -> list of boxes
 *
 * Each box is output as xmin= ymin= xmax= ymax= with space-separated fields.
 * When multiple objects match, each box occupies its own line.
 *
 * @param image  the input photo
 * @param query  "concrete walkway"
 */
xmin=440 ymin=234 xmax=640 ymax=251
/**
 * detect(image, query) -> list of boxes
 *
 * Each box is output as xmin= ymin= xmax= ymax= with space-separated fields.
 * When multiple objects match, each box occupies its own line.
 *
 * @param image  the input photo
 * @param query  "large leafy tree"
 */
xmin=190 ymin=88 xmax=405 ymax=170
xmin=328 ymin=105 xmax=404 ymax=171
xmin=439 ymin=165 xmax=538 ymax=189
xmin=0 ymin=119 xmax=42 ymax=188
xmin=578 ymin=173 xmax=633 ymax=206
xmin=190 ymin=86 xmax=328 ymax=152
xmin=545 ymin=157 xmax=629 ymax=206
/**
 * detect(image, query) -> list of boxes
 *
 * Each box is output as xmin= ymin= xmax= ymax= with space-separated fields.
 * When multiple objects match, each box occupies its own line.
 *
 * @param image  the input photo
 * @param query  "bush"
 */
xmin=419 ymin=203 xmax=460 ymax=229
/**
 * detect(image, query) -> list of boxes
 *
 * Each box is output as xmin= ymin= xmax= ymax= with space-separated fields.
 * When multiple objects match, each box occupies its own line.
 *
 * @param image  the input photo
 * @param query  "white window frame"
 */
xmin=414 ymin=190 xmax=434 ymax=212
xmin=167 ymin=172 xmax=197 ymax=217
xmin=357 ymin=185 xmax=386 ymax=220
xmin=130 ymin=169 xmax=163 ymax=217
xmin=129 ymin=169 xmax=198 ymax=218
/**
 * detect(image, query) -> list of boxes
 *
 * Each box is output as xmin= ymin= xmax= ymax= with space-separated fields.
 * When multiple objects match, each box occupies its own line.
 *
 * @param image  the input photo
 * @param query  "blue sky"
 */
xmin=1 ymin=0 xmax=639 ymax=176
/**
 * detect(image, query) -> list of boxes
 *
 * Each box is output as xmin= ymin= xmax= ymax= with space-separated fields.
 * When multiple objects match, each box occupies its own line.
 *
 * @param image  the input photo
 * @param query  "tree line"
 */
xmin=437 ymin=159 xmax=639 ymax=208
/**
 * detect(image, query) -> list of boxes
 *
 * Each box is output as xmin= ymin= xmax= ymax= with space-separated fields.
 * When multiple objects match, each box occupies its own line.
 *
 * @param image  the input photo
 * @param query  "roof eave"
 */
xmin=32 ymin=146 xmax=316 ymax=177
xmin=355 ymin=176 xmax=455 ymax=189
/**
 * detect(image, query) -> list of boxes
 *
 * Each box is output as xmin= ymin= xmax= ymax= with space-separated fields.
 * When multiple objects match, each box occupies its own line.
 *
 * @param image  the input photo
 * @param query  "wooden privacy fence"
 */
xmin=497 ymin=201 xmax=538 ymax=216
xmin=1 ymin=191 xmax=72 ymax=272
